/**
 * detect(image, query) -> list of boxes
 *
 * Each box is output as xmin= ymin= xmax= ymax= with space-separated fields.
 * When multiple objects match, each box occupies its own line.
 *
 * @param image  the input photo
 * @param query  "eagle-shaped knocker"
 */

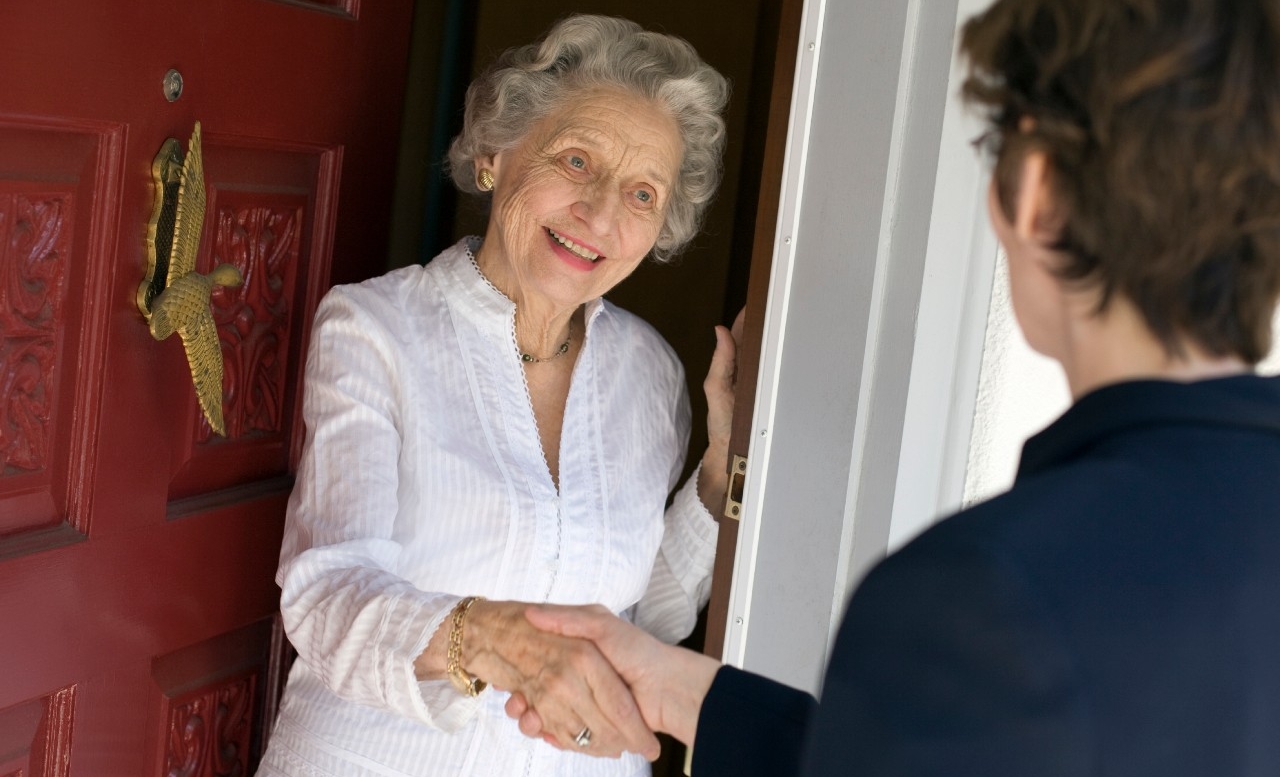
xmin=136 ymin=122 xmax=243 ymax=436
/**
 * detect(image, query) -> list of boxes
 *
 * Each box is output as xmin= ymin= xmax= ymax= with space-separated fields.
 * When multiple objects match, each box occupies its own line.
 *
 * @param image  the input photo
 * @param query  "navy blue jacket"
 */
xmin=694 ymin=375 xmax=1280 ymax=776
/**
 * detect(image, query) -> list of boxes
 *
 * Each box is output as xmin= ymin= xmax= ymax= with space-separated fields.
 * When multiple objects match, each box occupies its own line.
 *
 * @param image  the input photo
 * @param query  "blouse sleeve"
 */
xmin=276 ymin=288 xmax=481 ymax=731
xmin=632 ymin=360 xmax=721 ymax=644
xmin=633 ymin=465 xmax=720 ymax=643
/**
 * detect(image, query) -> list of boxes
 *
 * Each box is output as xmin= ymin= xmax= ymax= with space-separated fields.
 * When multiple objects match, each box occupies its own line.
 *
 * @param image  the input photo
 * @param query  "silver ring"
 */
xmin=573 ymin=726 xmax=592 ymax=749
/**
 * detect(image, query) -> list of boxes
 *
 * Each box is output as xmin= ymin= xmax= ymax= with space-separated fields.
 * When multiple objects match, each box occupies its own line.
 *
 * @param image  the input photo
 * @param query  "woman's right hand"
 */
xmin=419 ymin=599 xmax=660 ymax=760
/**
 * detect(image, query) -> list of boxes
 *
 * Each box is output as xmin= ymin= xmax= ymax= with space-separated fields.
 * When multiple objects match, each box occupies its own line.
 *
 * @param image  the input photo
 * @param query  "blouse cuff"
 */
xmin=667 ymin=461 xmax=720 ymax=581
xmin=396 ymin=595 xmax=485 ymax=731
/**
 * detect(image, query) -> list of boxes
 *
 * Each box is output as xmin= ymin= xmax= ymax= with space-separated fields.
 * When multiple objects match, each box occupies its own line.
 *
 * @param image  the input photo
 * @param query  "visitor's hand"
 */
xmin=698 ymin=308 xmax=745 ymax=512
xmin=422 ymin=600 xmax=659 ymax=760
xmin=507 ymin=604 xmax=721 ymax=748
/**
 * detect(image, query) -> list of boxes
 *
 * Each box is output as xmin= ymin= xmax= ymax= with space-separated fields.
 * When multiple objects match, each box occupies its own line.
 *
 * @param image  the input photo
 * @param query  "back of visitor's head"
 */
xmin=961 ymin=0 xmax=1280 ymax=364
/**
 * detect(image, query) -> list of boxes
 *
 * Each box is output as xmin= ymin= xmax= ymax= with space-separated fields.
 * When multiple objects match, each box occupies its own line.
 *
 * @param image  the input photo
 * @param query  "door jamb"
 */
xmin=722 ymin=0 xmax=989 ymax=694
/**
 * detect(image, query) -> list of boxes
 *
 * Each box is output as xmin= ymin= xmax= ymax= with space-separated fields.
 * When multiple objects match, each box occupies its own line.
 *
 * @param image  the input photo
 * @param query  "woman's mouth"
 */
xmin=547 ymin=228 xmax=603 ymax=262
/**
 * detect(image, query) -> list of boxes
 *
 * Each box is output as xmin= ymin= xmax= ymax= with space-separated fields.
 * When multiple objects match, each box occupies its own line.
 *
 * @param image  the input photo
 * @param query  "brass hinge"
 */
xmin=722 ymin=454 xmax=748 ymax=521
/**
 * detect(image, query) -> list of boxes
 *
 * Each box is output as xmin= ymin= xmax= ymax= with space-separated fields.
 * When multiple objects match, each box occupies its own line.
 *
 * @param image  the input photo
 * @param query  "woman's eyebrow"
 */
xmin=647 ymin=168 xmax=672 ymax=189
xmin=551 ymin=126 xmax=609 ymax=150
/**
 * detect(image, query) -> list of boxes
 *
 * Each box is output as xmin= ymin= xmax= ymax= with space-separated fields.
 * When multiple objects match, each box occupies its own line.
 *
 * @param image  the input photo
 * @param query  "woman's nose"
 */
xmin=571 ymin=184 xmax=621 ymax=234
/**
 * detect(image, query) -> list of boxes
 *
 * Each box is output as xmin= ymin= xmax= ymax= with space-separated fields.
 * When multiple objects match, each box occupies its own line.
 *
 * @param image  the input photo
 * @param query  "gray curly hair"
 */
xmin=447 ymin=14 xmax=730 ymax=263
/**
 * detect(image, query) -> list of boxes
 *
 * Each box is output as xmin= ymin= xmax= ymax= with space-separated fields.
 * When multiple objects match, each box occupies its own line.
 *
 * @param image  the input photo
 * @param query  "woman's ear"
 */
xmin=1012 ymin=150 xmax=1065 ymax=246
xmin=476 ymin=153 xmax=499 ymax=174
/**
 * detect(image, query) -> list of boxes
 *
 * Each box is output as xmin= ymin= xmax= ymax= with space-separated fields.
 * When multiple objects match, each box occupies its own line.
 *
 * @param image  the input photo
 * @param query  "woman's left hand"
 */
xmin=697 ymin=308 xmax=744 ymax=512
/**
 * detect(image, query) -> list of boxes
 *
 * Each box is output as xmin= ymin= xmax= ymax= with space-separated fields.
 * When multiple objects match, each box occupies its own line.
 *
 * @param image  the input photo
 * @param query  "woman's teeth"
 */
xmin=549 ymin=229 xmax=601 ymax=262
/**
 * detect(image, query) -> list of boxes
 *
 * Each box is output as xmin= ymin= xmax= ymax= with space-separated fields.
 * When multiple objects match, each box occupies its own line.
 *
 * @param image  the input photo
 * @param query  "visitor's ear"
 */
xmin=1012 ymin=151 xmax=1065 ymax=246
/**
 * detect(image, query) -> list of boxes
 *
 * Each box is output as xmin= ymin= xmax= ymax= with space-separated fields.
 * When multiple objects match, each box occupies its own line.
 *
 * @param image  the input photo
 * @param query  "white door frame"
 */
xmin=722 ymin=0 xmax=999 ymax=694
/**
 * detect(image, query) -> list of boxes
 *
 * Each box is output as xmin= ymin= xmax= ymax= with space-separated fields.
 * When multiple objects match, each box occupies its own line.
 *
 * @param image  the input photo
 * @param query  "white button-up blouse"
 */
xmin=259 ymin=238 xmax=719 ymax=777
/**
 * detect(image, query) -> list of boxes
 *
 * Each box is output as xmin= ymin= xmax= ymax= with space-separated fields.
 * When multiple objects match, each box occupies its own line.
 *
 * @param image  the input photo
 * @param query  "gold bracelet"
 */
xmin=446 ymin=596 xmax=487 ymax=697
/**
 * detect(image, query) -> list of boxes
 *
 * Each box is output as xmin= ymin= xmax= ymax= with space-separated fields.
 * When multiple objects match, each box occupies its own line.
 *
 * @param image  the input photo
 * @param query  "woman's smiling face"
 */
xmin=478 ymin=87 xmax=683 ymax=312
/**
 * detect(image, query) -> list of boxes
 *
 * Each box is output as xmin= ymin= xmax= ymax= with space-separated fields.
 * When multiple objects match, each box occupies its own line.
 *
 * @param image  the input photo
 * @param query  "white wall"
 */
xmin=1261 ymin=317 xmax=1280 ymax=375
xmin=966 ymin=286 xmax=1280 ymax=507
xmin=963 ymin=253 xmax=1070 ymax=505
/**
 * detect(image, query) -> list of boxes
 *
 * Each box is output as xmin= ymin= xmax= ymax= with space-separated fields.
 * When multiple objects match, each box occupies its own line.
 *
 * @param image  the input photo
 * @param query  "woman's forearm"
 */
xmin=697 ymin=446 xmax=730 ymax=516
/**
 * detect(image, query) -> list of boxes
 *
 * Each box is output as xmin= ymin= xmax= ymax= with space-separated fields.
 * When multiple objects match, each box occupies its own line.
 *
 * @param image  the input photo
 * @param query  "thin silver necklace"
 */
xmin=520 ymin=320 xmax=573 ymax=363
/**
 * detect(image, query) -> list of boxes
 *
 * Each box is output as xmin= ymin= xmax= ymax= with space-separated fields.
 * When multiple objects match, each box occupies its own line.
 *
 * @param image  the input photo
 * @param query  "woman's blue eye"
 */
xmin=635 ymin=190 xmax=652 ymax=203
xmin=568 ymin=155 xmax=586 ymax=169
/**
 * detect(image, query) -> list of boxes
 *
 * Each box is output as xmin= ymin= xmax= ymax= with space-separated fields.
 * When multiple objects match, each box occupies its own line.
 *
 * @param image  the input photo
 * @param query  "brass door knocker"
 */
xmin=137 ymin=122 xmax=242 ymax=436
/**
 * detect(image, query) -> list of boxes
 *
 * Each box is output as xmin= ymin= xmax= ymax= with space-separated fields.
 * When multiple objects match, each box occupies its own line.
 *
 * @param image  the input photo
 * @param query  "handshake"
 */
xmin=447 ymin=601 xmax=723 ymax=762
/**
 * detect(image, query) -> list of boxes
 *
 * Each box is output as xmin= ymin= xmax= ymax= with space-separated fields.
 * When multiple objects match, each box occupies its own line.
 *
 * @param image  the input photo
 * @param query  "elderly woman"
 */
xmin=254 ymin=14 xmax=733 ymax=777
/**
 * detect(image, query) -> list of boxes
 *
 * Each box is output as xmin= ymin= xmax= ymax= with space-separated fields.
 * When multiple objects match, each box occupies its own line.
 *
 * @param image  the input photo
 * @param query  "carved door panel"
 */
xmin=0 ymin=2 xmax=414 ymax=774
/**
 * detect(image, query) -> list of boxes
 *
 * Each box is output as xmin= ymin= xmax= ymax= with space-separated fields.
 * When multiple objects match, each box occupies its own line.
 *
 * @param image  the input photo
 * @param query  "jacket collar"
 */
xmin=1017 ymin=374 xmax=1280 ymax=479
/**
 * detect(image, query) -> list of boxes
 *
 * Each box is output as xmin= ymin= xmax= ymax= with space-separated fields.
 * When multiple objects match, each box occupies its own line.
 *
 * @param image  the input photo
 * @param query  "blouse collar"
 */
xmin=433 ymin=236 xmax=609 ymax=338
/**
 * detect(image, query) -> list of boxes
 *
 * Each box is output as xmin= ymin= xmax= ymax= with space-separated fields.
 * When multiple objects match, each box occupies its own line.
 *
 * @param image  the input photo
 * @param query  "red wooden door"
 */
xmin=0 ymin=2 xmax=413 ymax=774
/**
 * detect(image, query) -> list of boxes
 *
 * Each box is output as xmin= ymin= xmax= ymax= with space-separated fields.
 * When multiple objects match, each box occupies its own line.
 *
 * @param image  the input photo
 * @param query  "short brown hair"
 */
xmin=961 ymin=0 xmax=1280 ymax=363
